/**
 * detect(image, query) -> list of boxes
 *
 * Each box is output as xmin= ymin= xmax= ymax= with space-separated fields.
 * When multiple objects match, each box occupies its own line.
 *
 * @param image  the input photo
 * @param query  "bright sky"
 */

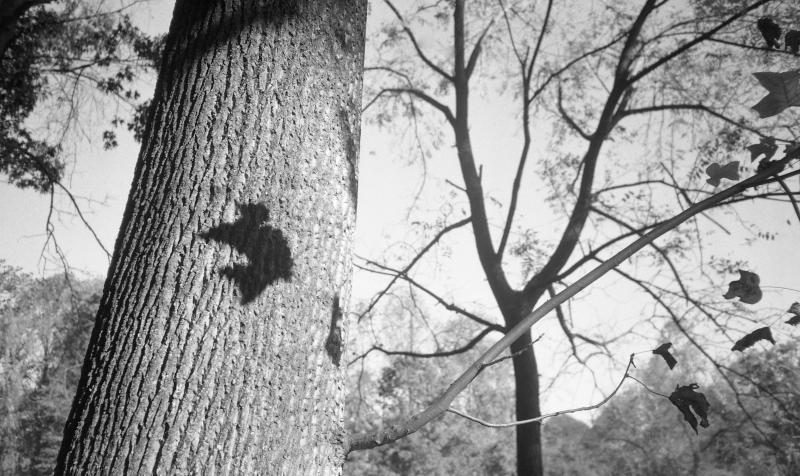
xmin=1 ymin=0 xmax=798 ymax=419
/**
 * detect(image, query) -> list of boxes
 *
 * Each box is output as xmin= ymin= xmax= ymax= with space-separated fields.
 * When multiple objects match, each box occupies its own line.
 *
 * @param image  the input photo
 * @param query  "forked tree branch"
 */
xmin=384 ymin=0 xmax=454 ymax=82
xmin=521 ymin=0 xmax=658 ymax=302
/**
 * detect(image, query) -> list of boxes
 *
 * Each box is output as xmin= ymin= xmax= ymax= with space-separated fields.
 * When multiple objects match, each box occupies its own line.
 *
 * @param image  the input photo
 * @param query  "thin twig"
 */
xmin=446 ymin=353 xmax=636 ymax=428
xmin=357 ymin=217 xmax=471 ymax=321
xmin=777 ymin=177 xmax=800 ymax=225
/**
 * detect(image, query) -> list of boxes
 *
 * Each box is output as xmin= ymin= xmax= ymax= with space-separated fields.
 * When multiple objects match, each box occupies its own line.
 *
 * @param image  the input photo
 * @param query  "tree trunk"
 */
xmin=56 ymin=1 xmax=367 ymax=474
xmin=511 ymin=331 xmax=543 ymax=476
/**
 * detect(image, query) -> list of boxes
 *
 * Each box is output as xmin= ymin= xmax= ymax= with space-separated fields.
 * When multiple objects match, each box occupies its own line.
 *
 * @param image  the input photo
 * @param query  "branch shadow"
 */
xmin=200 ymin=203 xmax=293 ymax=304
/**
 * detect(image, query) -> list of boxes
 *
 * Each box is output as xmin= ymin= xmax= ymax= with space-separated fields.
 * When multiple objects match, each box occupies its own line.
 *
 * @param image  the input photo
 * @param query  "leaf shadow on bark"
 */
xmin=200 ymin=202 xmax=293 ymax=304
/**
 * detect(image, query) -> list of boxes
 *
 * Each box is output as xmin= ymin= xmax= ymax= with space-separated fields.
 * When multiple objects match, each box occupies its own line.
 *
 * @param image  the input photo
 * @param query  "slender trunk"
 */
xmin=56 ymin=1 xmax=367 ymax=474
xmin=511 ymin=330 xmax=543 ymax=476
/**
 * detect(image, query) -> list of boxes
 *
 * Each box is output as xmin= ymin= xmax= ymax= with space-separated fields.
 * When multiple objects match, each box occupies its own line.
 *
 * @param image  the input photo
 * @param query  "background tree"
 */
xmin=351 ymin=0 xmax=800 ymax=474
xmin=1 ymin=0 xmax=162 ymax=269
xmin=0 ymin=262 xmax=100 ymax=475
xmin=55 ymin=0 xmax=368 ymax=473
xmin=582 ymin=342 xmax=800 ymax=475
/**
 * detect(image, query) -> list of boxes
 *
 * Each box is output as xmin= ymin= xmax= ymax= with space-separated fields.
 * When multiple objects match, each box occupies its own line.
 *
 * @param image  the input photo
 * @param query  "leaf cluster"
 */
xmin=1 ymin=0 xmax=163 ymax=191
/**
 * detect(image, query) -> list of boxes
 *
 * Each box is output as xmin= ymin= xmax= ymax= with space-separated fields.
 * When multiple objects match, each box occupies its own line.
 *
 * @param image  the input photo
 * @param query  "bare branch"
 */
xmin=528 ymin=31 xmax=628 ymax=104
xmin=53 ymin=180 xmax=112 ymax=259
xmin=706 ymin=37 xmax=800 ymax=57
xmin=522 ymin=0 xmax=658 ymax=300
xmin=384 ymin=0 xmax=454 ymax=82
xmin=466 ymin=19 xmax=494 ymax=80
xmin=620 ymin=103 xmax=776 ymax=140
xmin=349 ymin=327 xmax=496 ymax=365
xmin=628 ymin=0 xmax=772 ymax=85
xmin=357 ymin=216 xmax=471 ymax=321
xmin=557 ymin=83 xmax=592 ymax=140
xmin=355 ymin=260 xmax=504 ymax=332
xmin=366 ymin=87 xmax=455 ymax=124
xmin=777 ymin=177 xmax=800 ymax=225
xmin=452 ymin=0 xmax=514 ymax=304
xmin=523 ymin=0 xmax=554 ymax=82
xmin=446 ymin=353 xmax=635 ymax=427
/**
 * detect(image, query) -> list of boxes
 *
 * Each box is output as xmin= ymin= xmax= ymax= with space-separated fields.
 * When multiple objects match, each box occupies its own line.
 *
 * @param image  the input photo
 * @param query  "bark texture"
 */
xmin=511 ymin=332 xmax=543 ymax=476
xmin=56 ymin=0 xmax=367 ymax=474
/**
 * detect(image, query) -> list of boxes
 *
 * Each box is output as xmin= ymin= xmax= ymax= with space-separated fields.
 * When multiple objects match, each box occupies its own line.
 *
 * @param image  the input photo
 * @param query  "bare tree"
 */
xmin=351 ymin=0 xmax=800 ymax=474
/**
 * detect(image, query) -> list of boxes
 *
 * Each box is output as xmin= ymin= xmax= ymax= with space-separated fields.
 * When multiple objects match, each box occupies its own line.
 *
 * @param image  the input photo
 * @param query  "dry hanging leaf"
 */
xmin=786 ymin=302 xmax=800 ymax=326
xmin=732 ymin=327 xmax=775 ymax=352
xmin=669 ymin=383 xmax=710 ymax=433
xmin=652 ymin=342 xmax=677 ymax=369
xmin=751 ymin=70 xmax=800 ymax=118
xmin=706 ymin=162 xmax=740 ymax=187
xmin=723 ymin=270 xmax=762 ymax=304
xmin=757 ymin=17 xmax=782 ymax=49
xmin=746 ymin=137 xmax=778 ymax=162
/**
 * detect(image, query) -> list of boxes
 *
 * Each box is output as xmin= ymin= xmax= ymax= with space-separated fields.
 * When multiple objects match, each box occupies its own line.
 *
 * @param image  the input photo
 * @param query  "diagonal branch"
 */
xmin=385 ymin=0 xmax=454 ymax=82
xmin=452 ymin=0 xmax=514 ymax=306
xmin=528 ymin=30 xmax=628 ymax=104
xmin=525 ymin=0 xmax=554 ymax=82
xmin=356 ymin=260 xmax=504 ymax=333
xmin=628 ymin=0 xmax=772 ymax=85
xmin=466 ymin=19 xmax=494 ymax=80
xmin=349 ymin=327 xmax=496 ymax=366
xmin=366 ymin=87 xmax=455 ymax=124
xmin=557 ymin=82 xmax=592 ymax=140
xmin=621 ymin=103 xmax=775 ymax=140
xmin=777 ymin=177 xmax=800 ymax=224
xmin=549 ymin=285 xmax=582 ymax=363
xmin=357 ymin=216 xmax=471 ymax=321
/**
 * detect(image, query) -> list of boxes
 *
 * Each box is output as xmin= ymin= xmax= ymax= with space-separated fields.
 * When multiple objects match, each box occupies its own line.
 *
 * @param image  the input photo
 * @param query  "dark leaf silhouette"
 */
xmin=786 ymin=30 xmax=800 ymax=54
xmin=786 ymin=302 xmax=800 ymax=326
xmin=200 ymin=203 xmax=293 ymax=303
xmin=732 ymin=327 xmax=775 ymax=352
xmin=757 ymin=17 xmax=782 ymax=48
xmin=723 ymin=270 xmax=762 ymax=304
xmin=669 ymin=383 xmax=710 ymax=433
xmin=652 ymin=342 xmax=677 ymax=369
xmin=751 ymin=70 xmax=800 ymax=118
xmin=746 ymin=137 xmax=778 ymax=162
xmin=786 ymin=142 xmax=800 ymax=161
xmin=705 ymin=161 xmax=739 ymax=187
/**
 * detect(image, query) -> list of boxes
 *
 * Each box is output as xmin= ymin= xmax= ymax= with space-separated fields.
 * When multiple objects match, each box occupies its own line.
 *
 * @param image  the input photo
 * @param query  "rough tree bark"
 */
xmin=509 ymin=330 xmax=543 ymax=476
xmin=56 ymin=0 xmax=367 ymax=474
